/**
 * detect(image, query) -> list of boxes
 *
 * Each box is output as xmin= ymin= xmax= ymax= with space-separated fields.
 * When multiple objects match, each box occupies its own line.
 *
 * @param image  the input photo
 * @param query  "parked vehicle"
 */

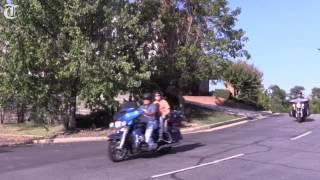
xmin=108 ymin=106 xmax=183 ymax=162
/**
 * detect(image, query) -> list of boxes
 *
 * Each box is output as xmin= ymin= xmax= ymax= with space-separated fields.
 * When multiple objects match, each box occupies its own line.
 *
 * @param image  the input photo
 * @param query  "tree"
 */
xmin=0 ymin=0 xmax=154 ymax=128
xmin=149 ymin=0 xmax=249 ymax=100
xmin=269 ymin=85 xmax=287 ymax=101
xmin=310 ymin=87 xmax=320 ymax=113
xmin=223 ymin=61 xmax=263 ymax=103
xmin=290 ymin=86 xmax=305 ymax=97
xmin=0 ymin=0 xmax=250 ymax=127
xmin=311 ymin=87 xmax=320 ymax=100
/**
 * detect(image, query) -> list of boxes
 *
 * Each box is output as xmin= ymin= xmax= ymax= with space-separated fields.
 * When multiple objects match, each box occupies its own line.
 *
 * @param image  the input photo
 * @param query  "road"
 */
xmin=1 ymin=115 xmax=320 ymax=180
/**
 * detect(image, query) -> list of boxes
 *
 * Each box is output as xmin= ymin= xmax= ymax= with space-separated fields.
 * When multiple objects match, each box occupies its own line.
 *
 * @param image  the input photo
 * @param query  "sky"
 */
xmin=229 ymin=0 xmax=320 ymax=95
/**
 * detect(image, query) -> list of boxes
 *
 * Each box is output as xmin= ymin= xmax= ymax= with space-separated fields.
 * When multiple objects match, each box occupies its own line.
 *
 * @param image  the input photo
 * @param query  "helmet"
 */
xmin=154 ymin=90 xmax=162 ymax=97
xmin=142 ymin=93 xmax=153 ymax=100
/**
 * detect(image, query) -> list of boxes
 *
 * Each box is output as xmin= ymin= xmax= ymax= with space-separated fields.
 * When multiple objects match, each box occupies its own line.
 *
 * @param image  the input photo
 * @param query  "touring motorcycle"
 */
xmin=108 ymin=106 xmax=183 ymax=162
xmin=289 ymin=98 xmax=310 ymax=122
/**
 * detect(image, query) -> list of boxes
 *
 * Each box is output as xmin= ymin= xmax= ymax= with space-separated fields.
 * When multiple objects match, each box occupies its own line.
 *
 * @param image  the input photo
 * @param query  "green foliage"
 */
xmin=290 ymin=86 xmax=305 ymax=97
xmin=212 ymin=89 xmax=231 ymax=99
xmin=257 ymin=86 xmax=290 ymax=113
xmin=269 ymin=85 xmax=287 ymax=101
xmin=310 ymin=100 xmax=320 ymax=114
xmin=311 ymin=87 xmax=320 ymax=100
xmin=310 ymin=87 xmax=320 ymax=113
xmin=150 ymin=0 xmax=249 ymax=96
xmin=223 ymin=61 xmax=263 ymax=103
xmin=0 ymin=0 xmax=249 ymax=127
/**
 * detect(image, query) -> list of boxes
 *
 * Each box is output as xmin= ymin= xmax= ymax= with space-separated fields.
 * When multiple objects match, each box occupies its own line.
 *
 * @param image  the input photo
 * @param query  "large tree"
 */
xmin=0 ymin=0 xmax=249 ymax=127
xmin=0 ymin=0 xmax=155 ymax=128
xmin=150 ymin=0 xmax=249 ymax=99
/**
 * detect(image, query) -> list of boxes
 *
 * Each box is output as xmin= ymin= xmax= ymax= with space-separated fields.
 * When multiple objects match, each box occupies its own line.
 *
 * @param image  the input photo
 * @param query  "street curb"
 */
xmin=32 ymin=137 xmax=108 ymax=144
xmin=181 ymin=117 xmax=248 ymax=134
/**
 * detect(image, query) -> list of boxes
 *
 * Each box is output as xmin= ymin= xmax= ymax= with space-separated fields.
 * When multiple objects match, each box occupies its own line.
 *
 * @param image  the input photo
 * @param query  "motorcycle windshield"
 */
xmin=289 ymin=98 xmax=309 ymax=103
xmin=119 ymin=110 xmax=142 ymax=125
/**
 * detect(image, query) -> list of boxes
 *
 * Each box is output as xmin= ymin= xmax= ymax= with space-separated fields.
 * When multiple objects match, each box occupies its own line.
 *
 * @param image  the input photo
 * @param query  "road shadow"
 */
xmin=303 ymin=118 xmax=315 ymax=123
xmin=0 ymin=149 xmax=12 ymax=153
xmin=170 ymin=143 xmax=205 ymax=154
xmin=133 ymin=143 xmax=205 ymax=160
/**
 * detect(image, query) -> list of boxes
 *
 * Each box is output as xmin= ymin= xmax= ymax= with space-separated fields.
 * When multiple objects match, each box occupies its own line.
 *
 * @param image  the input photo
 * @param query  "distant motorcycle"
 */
xmin=108 ymin=107 xmax=183 ymax=162
xmin=289 ymin=98 xmax=310 ymax=122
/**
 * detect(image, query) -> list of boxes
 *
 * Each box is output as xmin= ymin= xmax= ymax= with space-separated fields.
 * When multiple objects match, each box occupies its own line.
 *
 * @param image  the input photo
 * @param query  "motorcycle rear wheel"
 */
xmin=108 ymin=141 xmax=128 ymax=162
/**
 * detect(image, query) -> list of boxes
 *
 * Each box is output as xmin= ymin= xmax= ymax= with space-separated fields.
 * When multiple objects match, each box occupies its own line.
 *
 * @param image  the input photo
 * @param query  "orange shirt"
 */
xmin=154 ymin=99 xmax=170 ymax=117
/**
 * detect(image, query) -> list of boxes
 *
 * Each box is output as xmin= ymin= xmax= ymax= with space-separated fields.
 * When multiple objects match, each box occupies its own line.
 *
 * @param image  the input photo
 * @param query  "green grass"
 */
xmin=186 ymin=107 xmax=239 ymax=125
xmin=0 ymin=122 xmax=64 ymax=137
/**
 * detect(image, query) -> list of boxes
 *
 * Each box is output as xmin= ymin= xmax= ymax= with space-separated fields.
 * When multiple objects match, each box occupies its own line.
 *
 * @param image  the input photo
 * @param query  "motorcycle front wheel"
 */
xmin=297 ymin=117 xmax=304 ymax=123
xmin=108 ymin=141 xmax=128 ymax=162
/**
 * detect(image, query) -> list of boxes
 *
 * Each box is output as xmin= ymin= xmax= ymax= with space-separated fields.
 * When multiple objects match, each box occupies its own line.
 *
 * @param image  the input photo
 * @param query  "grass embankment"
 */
xmin=185 ymin=106 xmax=239 ymax=125
xmin=0 ymin=122 xmax=64 ymax=137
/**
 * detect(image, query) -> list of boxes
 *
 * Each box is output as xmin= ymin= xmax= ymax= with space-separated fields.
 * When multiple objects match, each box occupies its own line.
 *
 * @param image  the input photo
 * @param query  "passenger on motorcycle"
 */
xmin=154 ymin=91 xmax=171 ymax=141
xmin=140 ymin=93 xmax=158 ymax=150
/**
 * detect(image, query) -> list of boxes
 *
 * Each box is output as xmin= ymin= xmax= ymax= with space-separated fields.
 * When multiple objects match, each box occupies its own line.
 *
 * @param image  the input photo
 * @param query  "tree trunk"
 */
xmin=0 ymin=109 xmax=3 ymax=124
xmin=17 ymin=103 xmax=25 ymax=124
xmin=68 ymin=94 xmax=77 ymax=130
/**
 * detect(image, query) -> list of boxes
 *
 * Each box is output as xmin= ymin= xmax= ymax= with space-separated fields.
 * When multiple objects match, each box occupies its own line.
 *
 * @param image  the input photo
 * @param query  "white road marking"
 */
xmin=151 ymin=153 xmax=244 ymax=178
xmin=291 ymin=131 xmax=312 ymax=141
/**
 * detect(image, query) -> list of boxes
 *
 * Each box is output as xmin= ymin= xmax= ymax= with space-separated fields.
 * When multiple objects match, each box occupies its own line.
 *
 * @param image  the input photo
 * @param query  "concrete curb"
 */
xmin=181 ymin=117 xmax=248 ymax=134
xmin=33 ymin=137 xmax=108 ymax=144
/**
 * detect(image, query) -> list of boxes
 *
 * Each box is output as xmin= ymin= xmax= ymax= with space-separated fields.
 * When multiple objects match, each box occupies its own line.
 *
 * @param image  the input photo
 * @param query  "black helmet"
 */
xmin=154 ymin=90 xmax=162 ymax=97
xmin=142 ymin=93 xmax=153 ymax=100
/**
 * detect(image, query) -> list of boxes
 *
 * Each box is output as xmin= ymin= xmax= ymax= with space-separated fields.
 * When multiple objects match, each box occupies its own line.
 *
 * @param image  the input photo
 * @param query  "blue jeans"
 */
xmin=145 ymin=120 xmax=158 ymax=147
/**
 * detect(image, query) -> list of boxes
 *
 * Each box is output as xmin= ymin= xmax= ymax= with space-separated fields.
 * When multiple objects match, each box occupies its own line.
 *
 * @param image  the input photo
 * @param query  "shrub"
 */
xmin=311 ymin=100 xmax=320 ymax=114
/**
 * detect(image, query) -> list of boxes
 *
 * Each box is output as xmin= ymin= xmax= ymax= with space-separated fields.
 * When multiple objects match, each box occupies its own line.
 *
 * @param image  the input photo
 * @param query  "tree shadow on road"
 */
xmin=134 ymin=143 xmax=205 ymax=160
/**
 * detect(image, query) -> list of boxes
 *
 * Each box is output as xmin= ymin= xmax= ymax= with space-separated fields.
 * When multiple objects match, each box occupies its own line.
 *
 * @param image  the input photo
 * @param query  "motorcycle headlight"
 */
xmin=115 ymin=121 xmax=122 ymax=128
xmin=296 ymin=103 xmax=300 ymax=108
xmin=109 ymin=122 xmax=115 ymax=128
xmin=121 ymin=121 xmax=127 ymax=126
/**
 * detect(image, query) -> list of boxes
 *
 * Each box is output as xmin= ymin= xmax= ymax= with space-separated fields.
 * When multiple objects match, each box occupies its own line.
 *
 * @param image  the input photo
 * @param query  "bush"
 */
xmin=311 ymin=100 xmax=320 ymax=114
xmin=76 ymin=110 xmax=113 ymax=129
xmin=223 ymin=61 xmax=263 ymax=104
xmin=212 ymin=89 xmax=231 ymax=99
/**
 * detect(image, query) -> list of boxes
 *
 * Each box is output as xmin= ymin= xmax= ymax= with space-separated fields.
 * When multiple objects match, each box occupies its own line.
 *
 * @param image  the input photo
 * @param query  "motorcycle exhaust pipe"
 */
xmin=157 ymin=142 xmax=181 ymax=151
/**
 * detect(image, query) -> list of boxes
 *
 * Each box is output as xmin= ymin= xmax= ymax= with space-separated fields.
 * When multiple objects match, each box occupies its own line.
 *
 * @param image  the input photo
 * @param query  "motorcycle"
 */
xmin=289 ymin=98 xmax=310 ymax=122
xmin=108 ymin=106 xmax=183 ymax=162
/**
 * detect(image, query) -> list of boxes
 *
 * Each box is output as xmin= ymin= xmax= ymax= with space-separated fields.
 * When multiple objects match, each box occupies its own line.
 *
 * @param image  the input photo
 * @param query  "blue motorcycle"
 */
xmin=108 ymin=106 xmax=183 ymax=162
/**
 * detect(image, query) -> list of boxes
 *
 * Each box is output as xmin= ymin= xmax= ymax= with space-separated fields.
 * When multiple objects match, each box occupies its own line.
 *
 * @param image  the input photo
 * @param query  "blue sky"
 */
xmin=229 ymin=0 xmax=320 ymax=95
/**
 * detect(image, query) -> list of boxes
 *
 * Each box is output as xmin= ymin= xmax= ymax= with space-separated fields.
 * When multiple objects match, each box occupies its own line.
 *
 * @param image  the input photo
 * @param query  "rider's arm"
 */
xmin=160 ymin=100 xmax=171 ymax=118
xmin=143 ymin=104 xmax=157 ymax=116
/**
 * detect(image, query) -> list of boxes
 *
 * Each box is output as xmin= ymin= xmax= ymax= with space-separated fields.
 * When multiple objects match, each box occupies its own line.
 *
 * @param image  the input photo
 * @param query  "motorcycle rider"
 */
xmin=140 ymin=93 xmax=158 ymax=150
xmin=154 ymin=91 xmax=171 ymax=141
xmin=290 ymin=91 xmax=310 ymax=117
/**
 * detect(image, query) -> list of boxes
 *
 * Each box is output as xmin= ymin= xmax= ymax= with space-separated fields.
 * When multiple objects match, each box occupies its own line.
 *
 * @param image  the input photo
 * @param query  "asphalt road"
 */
xmin=1 ymin=115 xmax=320 ymax=180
